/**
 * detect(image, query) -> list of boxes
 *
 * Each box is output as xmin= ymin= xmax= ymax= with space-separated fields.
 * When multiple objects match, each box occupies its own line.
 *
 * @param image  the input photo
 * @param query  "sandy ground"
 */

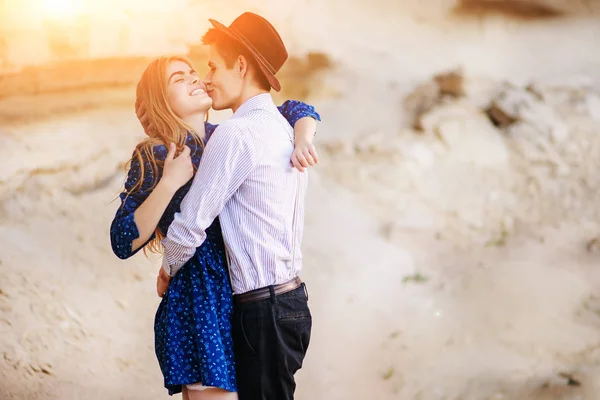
xmin=3 ymin=2 xmax=600 ymax=399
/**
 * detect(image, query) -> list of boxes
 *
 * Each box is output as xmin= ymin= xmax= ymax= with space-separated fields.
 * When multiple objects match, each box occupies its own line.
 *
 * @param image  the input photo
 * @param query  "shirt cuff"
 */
xmin=162 ymin=237 xmax=190 ymax=277
xmin=161 ymin=255 xmax=173 ymax=277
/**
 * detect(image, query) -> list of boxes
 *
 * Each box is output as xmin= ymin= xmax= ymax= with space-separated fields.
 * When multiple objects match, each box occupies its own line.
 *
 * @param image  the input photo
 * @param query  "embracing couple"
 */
xmin=110 ymin=11 xmax=319 ymax=400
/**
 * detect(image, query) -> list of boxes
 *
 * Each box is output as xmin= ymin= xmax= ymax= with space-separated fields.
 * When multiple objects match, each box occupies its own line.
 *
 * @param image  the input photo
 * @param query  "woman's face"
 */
xmin=166 ymin=60 xmax=212 ymax=118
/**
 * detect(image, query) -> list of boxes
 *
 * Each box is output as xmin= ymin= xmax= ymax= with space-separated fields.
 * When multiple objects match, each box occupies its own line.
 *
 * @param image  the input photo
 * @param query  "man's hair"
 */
xmin=202 ymin=28 xmax=271 ymax=91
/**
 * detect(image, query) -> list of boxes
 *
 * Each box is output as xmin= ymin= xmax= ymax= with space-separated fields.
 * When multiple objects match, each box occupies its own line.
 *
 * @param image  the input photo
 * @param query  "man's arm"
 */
xmin=161 ymin=123 xmax=256 ymax=276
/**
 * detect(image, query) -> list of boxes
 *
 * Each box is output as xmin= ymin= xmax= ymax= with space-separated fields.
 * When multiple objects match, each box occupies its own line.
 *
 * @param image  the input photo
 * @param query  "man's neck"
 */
xmin=232 ymin=86 xmax=269 ymax=113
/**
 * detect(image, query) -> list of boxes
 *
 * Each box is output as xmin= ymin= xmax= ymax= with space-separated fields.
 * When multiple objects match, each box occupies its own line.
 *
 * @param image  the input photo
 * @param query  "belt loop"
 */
xmin=269 ymin=286 xmax=277 ymax=304
xmin=303 ymin=283 xmax=309 ymax=301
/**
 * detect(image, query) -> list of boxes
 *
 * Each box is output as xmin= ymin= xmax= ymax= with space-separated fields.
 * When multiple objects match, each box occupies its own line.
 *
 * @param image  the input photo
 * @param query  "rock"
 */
xmin=557 ymin=372 xmax=582 ymax=387
xmin=354 ymin=131 xmax=389 ymax=154
xmin=507 ymin=121 xmax=571 ymax=175
xmin=404 ymin=70 xmax=467 ymax=130
xmin=461 ymin=76 xmax=506 ymax=109
xmin=419 ymin=101 xmax=509 ymax=169
xmin=434 ymin=69 xmax=465 ymax=97
xmin=585 ymin=93 xmax=600 ymax=121
xmin=586 ymin=237 xmax=600 ymax=252
xmin=525 ymin=83 xmax=544 ymax=100
xmin=403 ymin=81 xmax=441 ymax=131
xmin=321 ymin=139 xmax=354 ymax=156
xmin=490 ymin=87 xmax=532 ymax=119
xmin=404 ymin=142 xmax=436 ymax=168
xmin=486 ymin=103 xmax=517 ymax=128
xmin=489 ymin=86 xmax=570 ymax=142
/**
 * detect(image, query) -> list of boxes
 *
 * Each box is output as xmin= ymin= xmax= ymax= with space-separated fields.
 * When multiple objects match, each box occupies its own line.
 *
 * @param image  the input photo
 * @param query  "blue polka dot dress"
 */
xmin=110 ymin=100 xmax=321 ymax=395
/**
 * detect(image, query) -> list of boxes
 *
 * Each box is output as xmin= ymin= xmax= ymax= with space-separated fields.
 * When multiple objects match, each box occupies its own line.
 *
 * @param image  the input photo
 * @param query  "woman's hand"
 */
xmin=162 ymin=143 xmax=193 ymax=191
xmin=291 ymin=139 xmax=319 ymax=172
xmin=291 ymin=116 xmax=319 ymax=172
xmin=128 ymin=143 xmax=192 ymax=253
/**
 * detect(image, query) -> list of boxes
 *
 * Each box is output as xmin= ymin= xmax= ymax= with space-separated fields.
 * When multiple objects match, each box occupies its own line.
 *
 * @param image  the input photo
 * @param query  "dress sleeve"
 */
xmin=277 ymin=100 xmax=321 ymax=127
xmin=110 ymin=146 xmax=165 ymax=259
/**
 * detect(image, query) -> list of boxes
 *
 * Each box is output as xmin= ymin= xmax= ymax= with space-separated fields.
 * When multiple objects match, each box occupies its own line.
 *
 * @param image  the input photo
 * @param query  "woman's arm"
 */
xmin=277 ymin=99 xmax=321 ymax=128
xmin=131 ymin=144 xmax=192 ymax=251
xmin=110 ymin=156 xmax=155 ymax=259
xmin=130 ymin=180 xmax=178 ymax=251
xmin=110 ymin=143 xmax=192 ymax=259
xmin=205 ymin=99 xmax=321 ymax=147
xmin=277 ymin=100 xmax=321 ymax=171
xmin=205 ymin=100 xmax=321 ymax=172
xmin=291 ymin=117 xmax=319 ymax=172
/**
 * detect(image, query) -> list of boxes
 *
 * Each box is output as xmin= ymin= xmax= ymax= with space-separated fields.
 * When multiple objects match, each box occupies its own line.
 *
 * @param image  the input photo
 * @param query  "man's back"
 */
xmin=216 ymin=94 xmax=307 ymax=294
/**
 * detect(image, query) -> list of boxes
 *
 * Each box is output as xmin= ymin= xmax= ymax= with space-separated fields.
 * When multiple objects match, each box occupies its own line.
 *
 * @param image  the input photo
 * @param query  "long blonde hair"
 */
xmin=126 ymin=55 xmax=203 ymax=254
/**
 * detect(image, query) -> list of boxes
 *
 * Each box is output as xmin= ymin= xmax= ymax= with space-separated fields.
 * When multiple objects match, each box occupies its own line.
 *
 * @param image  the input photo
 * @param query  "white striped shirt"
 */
xmin=162 ymin=93 xmax=307 ymax=294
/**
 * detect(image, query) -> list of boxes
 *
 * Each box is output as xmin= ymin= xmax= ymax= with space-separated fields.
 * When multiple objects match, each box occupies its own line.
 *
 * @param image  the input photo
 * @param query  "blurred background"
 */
xmin=2 ymin=0 xmax=600 ymax=399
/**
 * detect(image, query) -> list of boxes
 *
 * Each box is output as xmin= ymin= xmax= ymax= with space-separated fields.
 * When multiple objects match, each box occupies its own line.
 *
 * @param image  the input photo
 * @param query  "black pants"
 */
xmin=232 ymin=284 xmax=312 ymax=400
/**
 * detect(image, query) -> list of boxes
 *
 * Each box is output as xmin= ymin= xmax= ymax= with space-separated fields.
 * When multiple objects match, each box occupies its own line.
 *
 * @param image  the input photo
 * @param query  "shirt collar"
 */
xmin=234 ymin=93 xmax=275 ymax=116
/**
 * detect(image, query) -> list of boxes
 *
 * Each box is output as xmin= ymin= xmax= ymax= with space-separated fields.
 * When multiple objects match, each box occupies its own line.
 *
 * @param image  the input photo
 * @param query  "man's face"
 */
xmin=204 ymin=45 xmax=243 ymax=111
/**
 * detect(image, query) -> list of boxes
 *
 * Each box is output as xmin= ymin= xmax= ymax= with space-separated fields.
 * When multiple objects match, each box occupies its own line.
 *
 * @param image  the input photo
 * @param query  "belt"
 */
xmin=235 ymin=277 xmax=303 ymax=304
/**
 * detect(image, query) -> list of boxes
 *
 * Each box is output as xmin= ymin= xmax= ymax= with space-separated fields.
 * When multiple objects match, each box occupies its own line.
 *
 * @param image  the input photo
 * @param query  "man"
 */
xmin=159 ymin=12 xmax=314 ymax=400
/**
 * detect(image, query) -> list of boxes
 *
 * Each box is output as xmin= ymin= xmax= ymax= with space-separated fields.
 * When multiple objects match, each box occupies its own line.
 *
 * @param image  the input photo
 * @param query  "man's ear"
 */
xmin=237 ymin=55 xmax=249 ymax=77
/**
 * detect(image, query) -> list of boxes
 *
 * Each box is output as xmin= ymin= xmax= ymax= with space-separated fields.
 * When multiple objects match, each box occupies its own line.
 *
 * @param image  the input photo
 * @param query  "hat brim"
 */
xmin=208 ymin=18 xmax=281 ymax=92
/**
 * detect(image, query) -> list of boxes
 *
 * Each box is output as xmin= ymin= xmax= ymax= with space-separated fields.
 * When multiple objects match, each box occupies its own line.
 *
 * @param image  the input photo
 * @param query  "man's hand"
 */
xmin=157 ymin=265 xmax=171 ymax=298
xmin=291 ymin=140 xmax=319 ymax=172
xmin=135 ymin=97 xmax=155 ymax=136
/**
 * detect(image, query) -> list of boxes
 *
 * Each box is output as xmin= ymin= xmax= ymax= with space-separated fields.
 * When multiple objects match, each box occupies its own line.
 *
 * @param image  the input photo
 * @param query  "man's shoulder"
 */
xmin=209 ymin=118 xmax=256 ymax=150
xmin=219 ymin=109 xmax=282 ymax=133
xmin=212 ymin=118 xmax=245 ymax=137
xmin=241 ymin=107 xmax=293 ymax=135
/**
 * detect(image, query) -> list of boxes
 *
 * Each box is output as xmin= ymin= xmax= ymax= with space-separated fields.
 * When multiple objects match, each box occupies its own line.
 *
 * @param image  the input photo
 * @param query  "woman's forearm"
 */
xmin=294 ymin=117 xmax=317 ymax=145
xmin=131 ymin=179 xmax=178 ymax=251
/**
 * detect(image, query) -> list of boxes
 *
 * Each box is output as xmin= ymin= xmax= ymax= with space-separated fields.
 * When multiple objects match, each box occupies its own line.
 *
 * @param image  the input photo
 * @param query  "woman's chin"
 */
xmin=206 ymin=99 xmax=214 ymax=109
xmin=193 ymin=97 xmax=213 ymax=113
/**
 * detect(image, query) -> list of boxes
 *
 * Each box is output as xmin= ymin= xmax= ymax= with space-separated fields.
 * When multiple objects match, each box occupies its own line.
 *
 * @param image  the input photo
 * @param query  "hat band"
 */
xmin=229 ymin=26 xmax=278 ymax=75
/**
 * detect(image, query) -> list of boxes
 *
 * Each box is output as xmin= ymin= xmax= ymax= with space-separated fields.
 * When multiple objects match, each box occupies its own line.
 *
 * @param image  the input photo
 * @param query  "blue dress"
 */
xmin=109 ymin=100 xmax=321 ymax=395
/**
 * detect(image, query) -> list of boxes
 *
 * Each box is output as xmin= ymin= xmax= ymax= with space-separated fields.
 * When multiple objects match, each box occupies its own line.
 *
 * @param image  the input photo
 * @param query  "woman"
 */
xmin=110 ymin=55 xmax=320 ymax=399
